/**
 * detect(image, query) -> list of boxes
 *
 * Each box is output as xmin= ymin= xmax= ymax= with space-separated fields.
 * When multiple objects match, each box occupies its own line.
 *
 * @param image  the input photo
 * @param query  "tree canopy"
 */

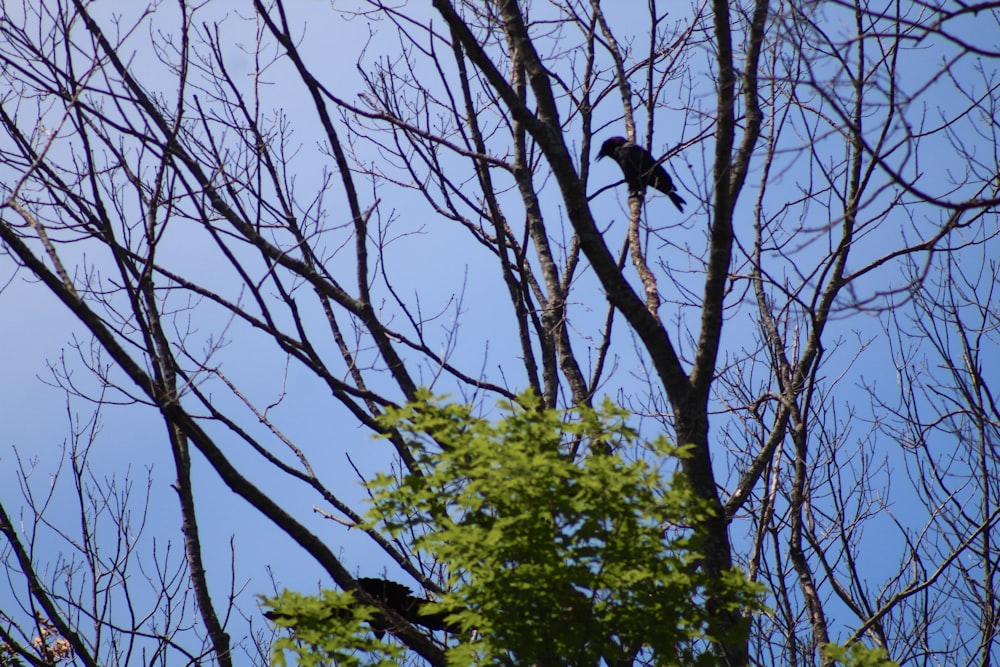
xmin=267 ymin=393 xmax=767 ymax=666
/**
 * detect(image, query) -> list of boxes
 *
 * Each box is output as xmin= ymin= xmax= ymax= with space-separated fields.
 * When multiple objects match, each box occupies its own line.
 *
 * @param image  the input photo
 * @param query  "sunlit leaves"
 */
xmin=261 ymin=589 xmax=403 ymax=667
xmin=367 ymin=391 xmax=766 ymax=665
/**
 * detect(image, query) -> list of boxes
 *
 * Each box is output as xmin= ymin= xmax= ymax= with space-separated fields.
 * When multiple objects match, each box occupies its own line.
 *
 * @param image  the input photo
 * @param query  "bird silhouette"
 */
xmin=597 ymin=136 xmax=686 ymax=212
xmin=356 ymin=577 xmax=458 ymax=635
xmin=263 ymin=577 xmax=459 ymax=638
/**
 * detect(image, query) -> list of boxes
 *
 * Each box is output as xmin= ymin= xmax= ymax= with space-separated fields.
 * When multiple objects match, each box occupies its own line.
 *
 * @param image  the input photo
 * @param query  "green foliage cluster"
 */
xmin=264 ymin=589 xmax=403 ymax=667
xmin=369 ymin=391 xmax=764 ymax=665
xmin=822 ymin=642 xmax=898 ymax=667
xmin=262 ymin=392 xmax=895 ymax=667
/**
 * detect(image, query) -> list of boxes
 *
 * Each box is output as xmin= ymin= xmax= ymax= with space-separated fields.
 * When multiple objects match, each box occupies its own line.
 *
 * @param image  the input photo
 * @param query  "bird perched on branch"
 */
xmin=264 ymin=577 xmax=459 ymax=638
xmin=356 ymin=577 xmax=459 ymax=636
xmin=597 ymin=136 xmax=686 ymax=212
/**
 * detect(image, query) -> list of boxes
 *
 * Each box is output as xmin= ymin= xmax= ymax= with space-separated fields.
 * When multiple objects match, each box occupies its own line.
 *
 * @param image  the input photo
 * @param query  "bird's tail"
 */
xmin=649 ymin=171 xmax=687 ymax=212
xmin=668 ymin=192 xmax=686 ymax=213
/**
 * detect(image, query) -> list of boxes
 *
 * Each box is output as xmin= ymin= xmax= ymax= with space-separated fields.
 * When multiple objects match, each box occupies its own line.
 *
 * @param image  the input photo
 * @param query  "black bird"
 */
xmin=597 ymin=136 xmax=686 ymax=212
xmin=263 ymin=577 xmax=460 ymax=638
xmin=356 ymin=577 xmax=460 ymax=636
